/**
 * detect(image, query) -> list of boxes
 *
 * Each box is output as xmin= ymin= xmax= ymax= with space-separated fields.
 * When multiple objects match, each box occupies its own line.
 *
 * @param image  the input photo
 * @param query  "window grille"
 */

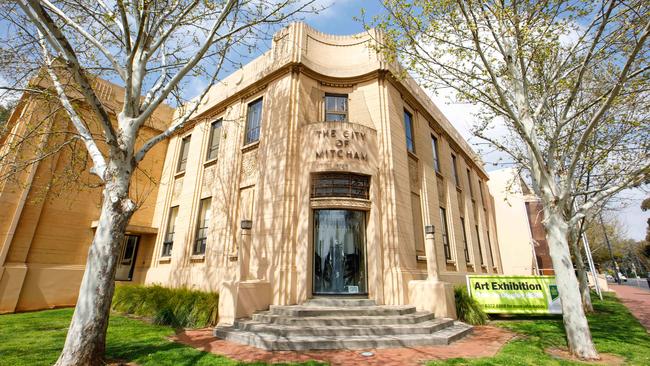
xmin=311 ymin=172 xmax=370 ymax=199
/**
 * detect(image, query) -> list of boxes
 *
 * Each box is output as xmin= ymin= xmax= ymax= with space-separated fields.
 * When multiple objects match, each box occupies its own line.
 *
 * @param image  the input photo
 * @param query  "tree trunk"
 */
xmin=543 ymin=207 xmax=599 ymax=360
xmin=569 ymin=229 xmax=593 ymax=313
xmin=55 ymin=165 xmax=134 ymax=366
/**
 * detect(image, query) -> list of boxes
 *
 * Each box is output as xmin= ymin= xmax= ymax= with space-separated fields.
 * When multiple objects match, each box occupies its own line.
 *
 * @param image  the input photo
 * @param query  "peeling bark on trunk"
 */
xmin=543 ymin=207 xmax=599 ymax=360
xmin=54 ymin=163 xmax=134 ymax=366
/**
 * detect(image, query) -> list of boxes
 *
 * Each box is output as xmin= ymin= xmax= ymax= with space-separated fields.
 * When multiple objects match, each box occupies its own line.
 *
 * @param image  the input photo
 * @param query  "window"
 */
xmin=311 ymin=172 xmax=370 ymax=199
xmin=177 ymin=136 xmax=191 ymax=173
xmin=325 ymin=94 xmax=348 ymax=122
xmin=411 ymin=193 xmax=425 ymax=256
xmin=460 ymin=218 xmax=470 ymax=263
xmin=206 ymin=120 xmax=222 ymax=161
xmin=431 ymin=135 xmax=440 ymax=173
xmin=193 ymin=198 xmax=211 ymax=255
xmin=476 ymin=225 xmax=484 ymax=265
xmin=478 ymin=180 xmax=486 ymax=206
xmin=451 ymin=154 xmax=460 ymax=186
xmin=467 ymin=169 xmax=474 ymax=198
xmin=439 ymin=207 xmax=451 ymax=261
xmin=244 ymin=98 xmax=263 ymax=145
xmin=487 ymin=230 xmax=494 ymax=266
xmin=404 ymin=109 xmax=415 ymax=153
xmin=162 ymin=206 xmax=178 ymax=257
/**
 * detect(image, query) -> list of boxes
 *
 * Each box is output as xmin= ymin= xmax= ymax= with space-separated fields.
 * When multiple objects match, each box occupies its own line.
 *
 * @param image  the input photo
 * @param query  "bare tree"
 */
xmin=366 ymin=0 xmax=649 ymax=359
xmin=0 ymin=1 xmax=314 ymax=365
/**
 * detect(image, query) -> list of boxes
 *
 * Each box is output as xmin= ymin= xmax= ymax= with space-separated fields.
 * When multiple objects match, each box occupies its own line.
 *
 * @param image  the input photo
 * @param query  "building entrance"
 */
xmin=313 ymin=209 xmax=367 ymax=295
xmin=115 ymin=235 xmax=139 ymax=281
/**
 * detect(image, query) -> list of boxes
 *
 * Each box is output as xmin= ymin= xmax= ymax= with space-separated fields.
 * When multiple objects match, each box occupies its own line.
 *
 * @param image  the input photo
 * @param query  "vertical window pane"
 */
xmin=245 ymin=98 xmax=263 ymax=145
xmin=451 ymin=154 xmax=459 ymax=186
xmin=177 ymin=136 xmax=191 ymax=173
xmin=476 ymin=225 xmax=484 ymax=265
xmin=325 ymin=94 xmax=348 ymax=122
xmin=487 ymin=230 xmax=494 ymax=267
xmin=411 ymin=193 xmax=425 ymax=256
xmin=461 ymin=218 xmax=470 ymax=263
xmin=206 ymin=120 xmax=222 ymax=161
xmin=431 ymin=135 xmax=440 ymax=173
xmin=404 ymin=110 xmax=415 ymax=153
xmin=194 ymin=198 xmax=211 ymax=255
xmin=439 ymin=207 xmax=451 ymax=261
xmin=467 ymin=169 xmax=474 ymax=197
xmin=162 ymin=206 xmax=178 ymax=257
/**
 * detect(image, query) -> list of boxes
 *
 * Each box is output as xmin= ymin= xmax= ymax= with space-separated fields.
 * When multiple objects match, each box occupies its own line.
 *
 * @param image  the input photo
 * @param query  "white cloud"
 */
xmin=426 ymin=87 xmax=513 ymax=171
xmin=609 ymin=188 xmax=649 ymax=241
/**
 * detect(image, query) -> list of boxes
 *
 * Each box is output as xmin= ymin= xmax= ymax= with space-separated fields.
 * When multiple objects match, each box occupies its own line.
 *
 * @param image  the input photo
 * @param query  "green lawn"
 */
xmin=429 ymin=292 xmax=650 ymax=365
xmin=0 ymin=308 xmax=320 ymax=366
xmin=1 ymin=293 xmax=648 ymax=366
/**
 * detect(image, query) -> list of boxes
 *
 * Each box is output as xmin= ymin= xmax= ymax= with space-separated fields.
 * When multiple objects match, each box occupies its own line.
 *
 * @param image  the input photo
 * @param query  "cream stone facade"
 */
xmin=0 ymin=23 xmax=502 ymax=320
xmin=488 ymin=168 xmax=553 ymax=275
xmin=0 ymin=75 xmax=173 ymax=313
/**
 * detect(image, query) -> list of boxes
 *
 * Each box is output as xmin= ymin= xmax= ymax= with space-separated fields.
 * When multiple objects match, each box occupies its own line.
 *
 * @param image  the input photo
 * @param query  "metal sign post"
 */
xmin=581 ymin=230 xmax=602 ymax=300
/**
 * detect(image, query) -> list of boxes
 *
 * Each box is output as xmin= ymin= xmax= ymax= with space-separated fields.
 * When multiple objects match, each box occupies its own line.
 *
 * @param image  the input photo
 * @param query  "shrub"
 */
xmin=112 ymin=284 xmax=219 ymax=328
xmin=454 ymin=286 xmax=488 ymax=325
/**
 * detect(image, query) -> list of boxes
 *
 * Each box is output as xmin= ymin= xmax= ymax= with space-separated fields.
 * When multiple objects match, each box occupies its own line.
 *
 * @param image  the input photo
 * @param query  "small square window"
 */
xmin=325 ymin=94 xmax=348 ymax=122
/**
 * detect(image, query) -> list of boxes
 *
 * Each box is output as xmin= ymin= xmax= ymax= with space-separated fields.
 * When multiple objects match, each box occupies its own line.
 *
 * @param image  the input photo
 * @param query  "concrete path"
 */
xmin=610 ymin=284 xmax=650 ymax=331
xmin=171 ymin=325 xmax=514 ymax=366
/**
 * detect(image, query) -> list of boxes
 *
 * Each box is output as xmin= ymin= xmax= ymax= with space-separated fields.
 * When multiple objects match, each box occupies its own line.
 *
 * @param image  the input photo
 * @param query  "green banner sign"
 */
xmin=466 ymin=275 xmax=562 ymax=314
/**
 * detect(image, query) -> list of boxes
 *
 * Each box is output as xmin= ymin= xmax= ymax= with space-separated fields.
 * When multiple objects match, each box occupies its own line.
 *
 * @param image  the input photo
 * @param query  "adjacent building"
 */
xmin=0 ymin=23 xmax=502 ymax=322
xmin=488 ymin=168 xmax=553 ymax=275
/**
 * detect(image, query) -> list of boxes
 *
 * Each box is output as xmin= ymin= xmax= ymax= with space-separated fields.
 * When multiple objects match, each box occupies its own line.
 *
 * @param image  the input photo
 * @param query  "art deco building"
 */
xmin=0 ymin=23 xmax=502 ymax=322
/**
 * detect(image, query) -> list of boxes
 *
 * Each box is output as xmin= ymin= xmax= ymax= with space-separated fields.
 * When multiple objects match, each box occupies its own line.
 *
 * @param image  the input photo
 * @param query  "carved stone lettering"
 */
xmin=315 ymin=128 xmax=368 ymax=162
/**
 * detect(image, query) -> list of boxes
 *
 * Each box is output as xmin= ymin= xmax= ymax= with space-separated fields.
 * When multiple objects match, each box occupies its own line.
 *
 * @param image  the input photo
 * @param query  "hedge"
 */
xmin=112 ymin=284 xmax=219 ymax=328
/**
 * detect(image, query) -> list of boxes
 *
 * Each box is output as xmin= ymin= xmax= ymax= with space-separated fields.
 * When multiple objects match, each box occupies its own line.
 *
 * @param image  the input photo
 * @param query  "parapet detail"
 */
xmin=179 ymin=22 xmax=483 ymax=173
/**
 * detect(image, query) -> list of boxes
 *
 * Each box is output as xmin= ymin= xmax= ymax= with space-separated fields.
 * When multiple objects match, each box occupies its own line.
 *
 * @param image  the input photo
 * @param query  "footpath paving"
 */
xmin=610 ymin=284 xmax=650 ymax=331
xmin=171 ymin=325 xmax=514 ymax=366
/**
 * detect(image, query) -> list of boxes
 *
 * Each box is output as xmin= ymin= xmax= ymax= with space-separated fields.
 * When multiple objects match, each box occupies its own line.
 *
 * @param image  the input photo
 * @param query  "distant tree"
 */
xmin=367 ymin=0 xmax=649 ymax=360
xmin=0 ymin=1 xmax=315 ymax=365
xmin=586 ymin=215 xmax=628 ymax=267
xmin=0 ymin=103 xmax=15 ymax=134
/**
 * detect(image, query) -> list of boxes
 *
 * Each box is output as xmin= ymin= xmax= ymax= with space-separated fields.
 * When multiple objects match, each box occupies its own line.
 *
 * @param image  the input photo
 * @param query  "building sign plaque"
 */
xmin=466 ymin=275 xmax=562 ymax=314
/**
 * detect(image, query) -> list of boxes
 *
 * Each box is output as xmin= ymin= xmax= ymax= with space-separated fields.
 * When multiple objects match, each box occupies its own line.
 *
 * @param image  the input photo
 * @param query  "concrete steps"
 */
xmin=233 ymin=318 xmax=455 ymax=337
xmin=267 ymin=304 xmax=417 ymax=317
xmin=213 ymin=298 xmax=472 ymax=351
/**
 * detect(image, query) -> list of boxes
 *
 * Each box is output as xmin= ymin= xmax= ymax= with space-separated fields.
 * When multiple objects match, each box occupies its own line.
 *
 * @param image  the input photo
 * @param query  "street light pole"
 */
xmin=600 ymin=214 xmax=621 ymax=284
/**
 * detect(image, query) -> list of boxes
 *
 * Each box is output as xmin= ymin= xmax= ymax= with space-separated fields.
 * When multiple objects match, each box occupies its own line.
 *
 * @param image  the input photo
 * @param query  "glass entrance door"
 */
xmin=313 ymin=209 xmax=367 ymax=295
xmin=115 ymin=235 xmax=139 ymax=281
